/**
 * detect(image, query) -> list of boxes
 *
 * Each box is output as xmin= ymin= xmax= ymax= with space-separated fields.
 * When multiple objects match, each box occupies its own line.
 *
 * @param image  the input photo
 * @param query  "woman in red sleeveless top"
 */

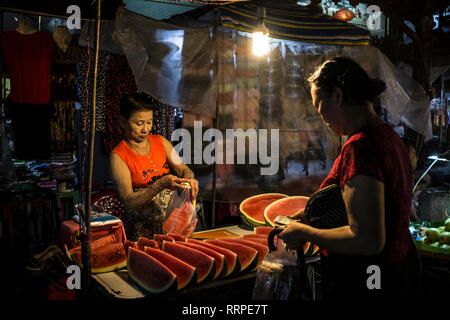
xmin=279 ymin=58 xmax=421 ymax=299
xmin=110 ymin=93 xmax=198 ymax=240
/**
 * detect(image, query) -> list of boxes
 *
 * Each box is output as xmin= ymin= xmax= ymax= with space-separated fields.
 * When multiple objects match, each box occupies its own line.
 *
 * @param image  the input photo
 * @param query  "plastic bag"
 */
xmin=162 ymin=186 xmax=197 ymax=237
xmin=251 ymin=237 xmax=301 ymax=300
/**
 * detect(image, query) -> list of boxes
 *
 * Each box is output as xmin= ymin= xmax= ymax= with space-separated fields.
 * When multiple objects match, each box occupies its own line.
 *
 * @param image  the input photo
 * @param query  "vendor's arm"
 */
xmin=279 ymin=175 xmax=385 ymax=256
xmin=162 ymin=136 xmax=199 ymax=200
xmin=110 ymin=152 xmax=189 ymax=211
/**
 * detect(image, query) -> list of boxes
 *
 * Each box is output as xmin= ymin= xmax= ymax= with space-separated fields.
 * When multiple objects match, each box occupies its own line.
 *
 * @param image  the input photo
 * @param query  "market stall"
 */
xmin=1 ymin=0 xmax=448 ymax=302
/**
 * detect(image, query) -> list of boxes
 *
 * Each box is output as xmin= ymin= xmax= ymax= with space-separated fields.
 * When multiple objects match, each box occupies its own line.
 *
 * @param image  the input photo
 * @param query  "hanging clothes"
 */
xmin=103 ymin=53 xmax=137 ymax=154
xmin=2 ymin=30 xmax=54 ymax=104
xmin=77 ymin=47 xmax=109 ymax=134
xmin=102 ymin=53 xmax=176 ymax=154
xmin=49 ymin=34 xmax=80 ymax=152
xmin=3 ymin=30 xmax=54 ymax=159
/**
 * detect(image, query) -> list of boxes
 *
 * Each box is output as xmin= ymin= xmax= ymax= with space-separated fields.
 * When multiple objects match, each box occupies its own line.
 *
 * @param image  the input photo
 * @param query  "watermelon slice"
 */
xmin=124 ymin=240 xmax=138 ymax=255
xmin=253 ymin=226 xmax=275 ymax=235
xmin=162 ymin=241 xmax=215 ymax=283
xmin=205 ymin=239 xmax=258 ymax=274
xmin=239 ymin=193 xmax=288 ymax=226
xmin=264 ymin=196 xmax=309 ymax=227
xmin=168 ymin=234 xmax=187 ymax=241
xmin=144 ymin=247 xmax=197 ymax=290
xmin=137 ymin=237 xmax=159 ymax=251
xmin=127 ymin=247 xmax=177 ymax=294
xmin=239 ymin=237 xmax=268 ymax=246
xmin=187 ymin=239 xmax=240 ymax=277
xmin=176 ymin=241 xmax=226 ymax=279
xmin=154 ymin=234 xmax=174 ymax=248
xmin=242 ymin=233 xmax=268 ymax=240
xmin=223 ymin=238 xmax=268 ymax=271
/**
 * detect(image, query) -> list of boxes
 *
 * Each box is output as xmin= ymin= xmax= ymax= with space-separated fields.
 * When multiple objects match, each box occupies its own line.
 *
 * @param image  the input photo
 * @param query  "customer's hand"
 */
xmin=289 ymin=208 xmax=305 ymax=221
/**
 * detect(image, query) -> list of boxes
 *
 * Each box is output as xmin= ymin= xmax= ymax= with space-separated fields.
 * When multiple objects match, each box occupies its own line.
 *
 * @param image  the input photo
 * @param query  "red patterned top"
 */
xmin=112 ymin=135 xmax=170 ymax=189
xmin=320 ymin=123 xmax=414 ymax=263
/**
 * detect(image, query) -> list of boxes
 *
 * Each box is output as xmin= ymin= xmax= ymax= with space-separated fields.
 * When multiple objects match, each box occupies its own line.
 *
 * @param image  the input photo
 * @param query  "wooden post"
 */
xmin=82 ymin=0 xmax=102 ymax=297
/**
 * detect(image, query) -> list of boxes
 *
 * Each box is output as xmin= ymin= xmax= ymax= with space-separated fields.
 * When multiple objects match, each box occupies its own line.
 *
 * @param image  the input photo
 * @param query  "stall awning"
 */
xmin=213 ymin=2 xmax=371 ymax=46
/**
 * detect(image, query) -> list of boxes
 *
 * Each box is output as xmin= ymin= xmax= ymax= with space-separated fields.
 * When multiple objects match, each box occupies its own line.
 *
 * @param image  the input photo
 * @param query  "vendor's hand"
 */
xmin=278 ymin=222 xmax=310 ymax=250
xmin=187 ymin=178 xmax=199 ymax=202
xmin=158 ymin=174 xmax=191 ymax=191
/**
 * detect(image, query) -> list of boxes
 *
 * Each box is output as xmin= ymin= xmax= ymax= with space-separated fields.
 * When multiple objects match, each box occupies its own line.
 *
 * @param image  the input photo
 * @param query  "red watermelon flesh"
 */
xmin=127 ymin=247 xmax=177 ymax=294
xmin=137 ymin=237 xmax=159 ymax=251
xmin=254 ymin=226 xmax=274 ymax=235
xmin=223 ymin=238 xmax=268 ymax=270
xmin=264 ymin=196 xmax=309 ymax=226
xmin=144 ymin=247 xmax=197 ymax=290
xmin=162 ymin=241 xmax=215 ymax=283
xmin=176 ymin=241 xmax=226 ymax=279
xmin=187 ymin=239 xmax=240 ymax=277
xmin=205 ymin=239 xmax=258 ymax=274
xmin=168 ymin=234 xmax=186 ymax=241
xmin=124 ymin=240 xmax=138 ymax=255
xmin=238 ymin=236 xmax=268 ymax=247
xmin=240 ymin=194 xmax=288 ymax=226
xmin=154 ymin=234 xmax=174 ymax=248
xmin=163 ymin=202 xmax=194 ymax=235
xmin=243 ymin=234 xmax=269 ymax=241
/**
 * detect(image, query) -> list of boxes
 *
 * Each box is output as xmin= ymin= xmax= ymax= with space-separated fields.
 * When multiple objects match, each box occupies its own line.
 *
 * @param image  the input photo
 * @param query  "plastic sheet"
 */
xmin=91 ymin=8 xmax=433 ymax=202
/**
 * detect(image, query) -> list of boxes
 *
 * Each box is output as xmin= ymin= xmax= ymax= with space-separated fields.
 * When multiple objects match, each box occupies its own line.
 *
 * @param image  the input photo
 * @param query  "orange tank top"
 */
xmin=112 ymin=135 xmax=170 ymax=189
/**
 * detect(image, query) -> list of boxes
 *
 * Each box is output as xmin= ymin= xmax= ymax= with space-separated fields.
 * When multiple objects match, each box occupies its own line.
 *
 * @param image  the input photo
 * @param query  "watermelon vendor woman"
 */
xmin=110 ymin=93 xmax=199 ymax=241
xmin=278 ymin=57 xmax=421 ymax=299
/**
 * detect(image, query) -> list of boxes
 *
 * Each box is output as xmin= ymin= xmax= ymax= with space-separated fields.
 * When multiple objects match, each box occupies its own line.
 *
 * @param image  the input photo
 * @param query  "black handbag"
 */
xmin=303 ymin=184 xmax=348 ymax=229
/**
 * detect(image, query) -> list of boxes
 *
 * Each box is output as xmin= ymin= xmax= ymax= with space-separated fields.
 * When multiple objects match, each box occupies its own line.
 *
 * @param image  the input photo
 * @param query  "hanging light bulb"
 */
xmin=334 ymin=8 xmax=355 ymax=22
xmin=253 ymin=7 xmax=270 ymax=57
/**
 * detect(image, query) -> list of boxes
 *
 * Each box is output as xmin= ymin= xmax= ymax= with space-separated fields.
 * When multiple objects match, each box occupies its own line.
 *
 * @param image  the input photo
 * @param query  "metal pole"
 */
xmin=82 ymin=0 xmax=101 ymax=297
xmin=211 ymin=10 xmax=219 ymax=228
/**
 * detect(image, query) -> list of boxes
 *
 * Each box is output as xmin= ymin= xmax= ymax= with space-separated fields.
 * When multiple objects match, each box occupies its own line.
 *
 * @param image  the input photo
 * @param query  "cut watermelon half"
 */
xmin=239 ymin=193 xmax=288 ymax=227
xmin=144 ymin=247 xmax=197 ymax=290
xmin=187 ymin=238 xmax=240 ymax=277
xmin=68 ymin=239 xmax=127 ymax=274
xmin=223 ymin=238 xmax=268 ymax=271
xmin=127 ymin=247 xmax=177 ymax=294
xmin=205 ymin=239 xmax=258 ymax=274
xmin=176 ymin=241 xmax=226 ymax=280
xmin=162 ymin=241 xmax=215 ymax=283
xmin=264 ymin=196 xmax=309 ymax=227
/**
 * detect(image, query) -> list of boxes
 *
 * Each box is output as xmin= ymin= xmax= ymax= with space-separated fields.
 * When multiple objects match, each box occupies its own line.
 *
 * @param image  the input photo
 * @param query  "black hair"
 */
xmin=308 ymin=57 xmax=386 ymax=105
xmin=119 ymin=93 xmax=154 ymax=120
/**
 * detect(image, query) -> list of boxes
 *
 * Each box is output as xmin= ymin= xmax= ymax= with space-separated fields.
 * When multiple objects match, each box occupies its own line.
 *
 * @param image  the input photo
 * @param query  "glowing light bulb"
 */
xmin=252 ymin=31 xmax=269 ymax=56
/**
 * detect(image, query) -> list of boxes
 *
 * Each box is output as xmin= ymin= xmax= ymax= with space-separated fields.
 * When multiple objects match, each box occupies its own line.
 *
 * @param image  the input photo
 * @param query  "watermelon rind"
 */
xmin=264 ymin=196 xmax=309 ymax=227
xmin=127 ymin=247 xmax=177 ymax=294
xmin=205 ymin=240 xmax=258 ymax=274
xmin=162 ymin=241 xmax=216 ymax=283
xmin=144 ymin=247 xmax=198 ymax=290
xmin=239 ymin=193 xmax=288 ymax=227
